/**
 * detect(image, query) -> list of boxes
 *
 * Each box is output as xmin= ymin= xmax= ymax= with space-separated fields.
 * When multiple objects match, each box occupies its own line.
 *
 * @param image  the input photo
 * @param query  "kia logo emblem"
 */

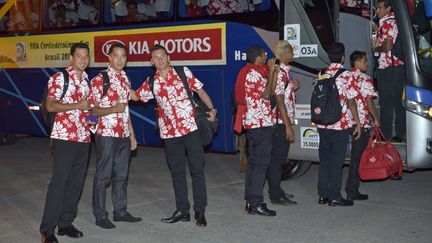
xmin=102 ymin=40 xmax=125 ymax=57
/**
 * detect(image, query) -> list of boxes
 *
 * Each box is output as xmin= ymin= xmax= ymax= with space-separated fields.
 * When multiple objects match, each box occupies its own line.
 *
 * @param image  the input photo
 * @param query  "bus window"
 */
xmin=339 ymin=0 xmax=371 ymax=19
xmin=43 ymin=0 xmax=100 ymax=29
xmin=1 ymin=0 xmax=40 ymax=33
xmin=179 ymin=0 xmax=272 ymax=17
xmin=301 ymin=0 xmax=335 ymax=50
xmin=410 ymin=0 xmax=432 ymax=75
xmin=105 ymin=0 xmax=174 ymax=24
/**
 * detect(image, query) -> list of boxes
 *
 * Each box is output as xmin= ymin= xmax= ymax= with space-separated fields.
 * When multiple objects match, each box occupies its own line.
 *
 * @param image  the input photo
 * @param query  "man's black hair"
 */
xmin=350 ymin=50 xmax=367 ymax=67
xmin=246 ymin=45 xmax=265 ymax=64
xmin=327 ymin=42 xmax=345 ymax=63
xmin=150 ymin=44 xmax=169 ymax=55
xmin=108 ymin=43 xmax=127 ymax=54
xmin=377 ymin=0 xmax=391 ymax=8
xmin=70 ymin=42 xmax=89 ymax=55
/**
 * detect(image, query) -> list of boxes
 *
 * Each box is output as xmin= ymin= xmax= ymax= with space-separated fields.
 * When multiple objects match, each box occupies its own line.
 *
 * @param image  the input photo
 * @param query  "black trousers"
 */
xmin=93 ymin=136 xmax=131 ymax=220
xmin=164 ymin=130 xmax=207 ymax=214
xmin=40 ymin=139 xmax=90 ymax=234
xmin=317 ymin=129 xmax=349 ymax=201
xmin=267 ymin=124 xmax=290 ymax=200
xmin=345 ymin=127 xmax=370 ymax=198
xmin=376 ymin=65 xmax=406 ymax=140
xmin=245 ymin=126 xmax=273 ymax=207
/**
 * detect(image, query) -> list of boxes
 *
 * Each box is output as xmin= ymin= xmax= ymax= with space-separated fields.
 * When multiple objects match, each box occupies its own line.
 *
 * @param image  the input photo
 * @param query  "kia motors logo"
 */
xmin=102 ymin=40 xmax=125 ymax=57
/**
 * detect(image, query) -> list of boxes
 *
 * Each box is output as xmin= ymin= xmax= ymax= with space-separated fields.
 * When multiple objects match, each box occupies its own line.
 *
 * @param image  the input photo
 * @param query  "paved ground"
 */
xmin=1 ymin=136 xmax=432 ymax=243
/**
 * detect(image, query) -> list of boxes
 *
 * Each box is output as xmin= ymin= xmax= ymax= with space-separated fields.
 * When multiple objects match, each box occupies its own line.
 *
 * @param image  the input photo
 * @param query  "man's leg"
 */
xmin=93 ymin=136 xmax=115 ymax=221
xmin=346 ymin=128 xmax=369 ymax=198
xmin=317 ymin=129 xmax=331 ymax=199
xmin=328 ymin=130 xmax=349 ymax=201
xmin=184 ymin=131 xmax=207 ymax=214
xmin=267 ymin=124 xmax=289 ymax=200
xmin=57 ymin=142 xmax=90 ymax=229
xmin=246 ymin=127 xmax=272 ymax=207
xmin=112 ymin=137 xmax=131 ymax=218
xmin=40 ymin=140 xmax=79 ymax=235
xmin=164 ymin=136 xmax=190 ymax=213
xmin=377 ymin=68 xmax=395 ymax=140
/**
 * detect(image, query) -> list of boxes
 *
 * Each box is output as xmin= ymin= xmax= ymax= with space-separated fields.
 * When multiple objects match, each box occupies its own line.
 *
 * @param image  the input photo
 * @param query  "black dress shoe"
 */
xmin=285 ymin=193 xmax=294 ymax=199
xmin=57 ymin=225 xmax=83 ymax=238
xmin=161 ymin=211 xmax=190 ymax=223
xmin=96 ymin=218 xmax=116 ymax=229
xmin=318 ymin=197 xmax=329 ymax=204
xmin=347 ymin=193 xmax=369 ymax=201
xmin=248 ymin=203 xmax=276 ymax=216
xmin=391 ymin=175 xmax=403 ymax=180
xmin=245 ymin=201 xmax=251 ymax=212
xmin=194 ymin=212 xmax=207 ymax=227
xmin=41 ymin=233 xmax=58 ymax=243
xmin=328 ymin=198 xmax=354 ymax=206
xmin=271 ymin=196 xmax=297 ymax=206
xmin=113 ymin=212 xmax=142 ymax=222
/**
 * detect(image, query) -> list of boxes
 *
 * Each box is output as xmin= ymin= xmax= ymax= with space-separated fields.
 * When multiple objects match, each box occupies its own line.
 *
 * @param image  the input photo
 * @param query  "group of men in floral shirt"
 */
xmin=40 ymin=43 xmax=216 ymax=243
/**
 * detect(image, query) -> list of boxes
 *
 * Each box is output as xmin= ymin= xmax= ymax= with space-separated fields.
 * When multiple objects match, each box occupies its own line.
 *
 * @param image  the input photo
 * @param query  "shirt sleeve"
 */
xmin=362 ymin=74 xmax=377 ymax=99
xmin=88 ymin=74 xmax=103 ymax=106
xmin=47 ymin=72 xmax=64 ymax=101
xmin=274 ymin=71 xmax=286 ymax=96
xmin=136 ymin=78 xmax=154 ymax=103
xmin=184 ymin=66 xmax=204 ymax=92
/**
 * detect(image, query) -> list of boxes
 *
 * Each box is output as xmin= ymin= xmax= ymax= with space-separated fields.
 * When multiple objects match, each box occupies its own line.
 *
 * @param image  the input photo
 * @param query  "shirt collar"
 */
xmin=247 ymin=63 xmax=268 ymax=77
xmin=380 ymin=12 xmax=395 ymax=25
xmin=66 ymin=65 xmax=88 ymax=81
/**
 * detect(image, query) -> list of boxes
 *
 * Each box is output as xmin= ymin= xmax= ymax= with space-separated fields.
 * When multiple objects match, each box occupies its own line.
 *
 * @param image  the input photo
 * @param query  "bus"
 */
xmin=0 ymin=0 xmax=431 ymax=178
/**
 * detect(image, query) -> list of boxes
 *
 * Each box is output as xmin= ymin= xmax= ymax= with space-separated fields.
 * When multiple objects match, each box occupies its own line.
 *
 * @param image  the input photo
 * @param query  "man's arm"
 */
xmin=348 ymin=98 xmax=361 ymax=140
xmin=46 ymin=96 xmax=90 ymax=112
xmin=275 ymin=95 xmax=295 ymax=142
xmin=262 ymin=58 xmax=279 ymax=100
xmin=128 ymin=114 xmax=137 ymax=150
xmin=130 ymin=89 xmax=139 ymax=101
xmin=366 ymin=97 xmax=380 ymax=127
xmin=195 ymin=88 xmax=217 ymax=122
xmin=372 ymin=38 xmax=393 ymax=52
xmin=91 ymin=103 xmax=126 ymax=117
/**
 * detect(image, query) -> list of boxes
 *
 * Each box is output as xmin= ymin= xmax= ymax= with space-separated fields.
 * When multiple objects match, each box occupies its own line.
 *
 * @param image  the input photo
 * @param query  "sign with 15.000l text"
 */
xmin=0 ymin=23 xmax=226 ymax=68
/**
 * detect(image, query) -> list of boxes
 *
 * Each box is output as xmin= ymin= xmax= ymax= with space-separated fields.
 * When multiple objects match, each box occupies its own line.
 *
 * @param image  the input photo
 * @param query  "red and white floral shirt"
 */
xmin=48 ymin=65 xmax=91 ymax=143
xmin=88 ymin=66 xmax=131 ymax=138
xmin=317 ymin=63 xmax=359 ymax=130
xmin=136 ymin=66 xmax=203 ymax=139
xmin=376 ymin=12 xmax=404 ymax=69
xmin=351 ymin=68 xmax=377 ymax=128
xmin=274 ymin=63 xmax=295 ymax=125
xmin=237 ymin=63 xmax=273 ymax=129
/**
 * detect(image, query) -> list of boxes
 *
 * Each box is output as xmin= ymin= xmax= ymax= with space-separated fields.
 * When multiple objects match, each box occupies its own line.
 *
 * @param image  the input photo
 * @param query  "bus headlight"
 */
xmin=406 ymin=100 xmax=432 ymax=119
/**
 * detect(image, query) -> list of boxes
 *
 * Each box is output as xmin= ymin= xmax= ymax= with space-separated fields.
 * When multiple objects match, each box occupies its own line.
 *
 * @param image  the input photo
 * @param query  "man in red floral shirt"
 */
xmin=132 ymin=44 xmax=216 ymax=227
xmin=316 ymin=42 xmax=361 ymax=207
xmin=89 ymin=43 xmax=141 ymax=230
xmin=345 ymin=50 xmax=380 ymax=201
xmin=234 ymin=45 xmax=276 ymax=216
xmin=40 ymin=42 xmax=92 ymax=243
xmin=372 ymin=0 xmax=406 ymax=141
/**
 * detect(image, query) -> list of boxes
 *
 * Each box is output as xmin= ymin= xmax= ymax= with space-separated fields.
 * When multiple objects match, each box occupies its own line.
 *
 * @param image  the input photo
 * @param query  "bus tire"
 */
xmin=281 ymin=160 xmax=312 ymax=181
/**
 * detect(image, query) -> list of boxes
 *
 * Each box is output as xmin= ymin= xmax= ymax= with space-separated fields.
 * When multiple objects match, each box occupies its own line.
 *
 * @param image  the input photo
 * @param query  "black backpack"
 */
xmin=41 ymin=69 xmax=90 ymax=133
xmin=310 ymin=68 xmax=346 ymax=125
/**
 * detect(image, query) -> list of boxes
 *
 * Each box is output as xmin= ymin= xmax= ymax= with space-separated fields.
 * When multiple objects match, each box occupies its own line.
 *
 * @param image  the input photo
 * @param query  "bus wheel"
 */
xmin=281 ymin=160 xmax=312 ymax=181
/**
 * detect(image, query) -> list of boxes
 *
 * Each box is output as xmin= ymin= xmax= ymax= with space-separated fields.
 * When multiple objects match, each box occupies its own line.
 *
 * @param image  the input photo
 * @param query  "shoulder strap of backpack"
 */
xmin=101 ymin=70 xmax=110 ymax=97
xmin=174 ymin=66 xmax=196 ymax=107
xmin=60 ymin=69 xmax=70 ymax=100
xmin=148 ymin=73 xmax=155 ymax=95
xmin=331 ymin=68 xmax=346 ymax=82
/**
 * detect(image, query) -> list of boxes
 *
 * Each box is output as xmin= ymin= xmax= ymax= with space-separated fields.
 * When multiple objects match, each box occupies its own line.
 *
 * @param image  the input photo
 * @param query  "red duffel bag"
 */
xmin=359 ymin=127 xmax=403 ymax=180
